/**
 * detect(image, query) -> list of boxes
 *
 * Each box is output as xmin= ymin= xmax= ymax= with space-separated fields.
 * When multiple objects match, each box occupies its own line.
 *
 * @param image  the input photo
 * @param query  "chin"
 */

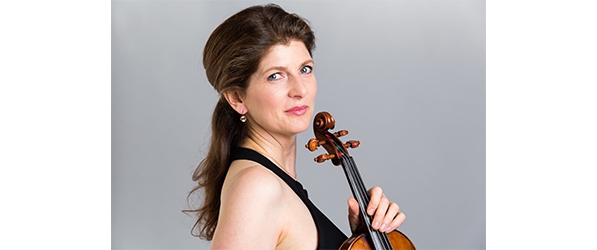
xmin=292 ymin=120 xmax=311 ymax=134
xmin=296 ymin=126 xmax=309 ymax=134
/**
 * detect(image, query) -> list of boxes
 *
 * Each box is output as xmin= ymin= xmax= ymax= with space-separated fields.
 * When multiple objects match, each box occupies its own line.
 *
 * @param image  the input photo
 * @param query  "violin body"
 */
xmin=306 ymin=111 xmax=416 ymax=250
xmin=340 ymin=231 xmax=416 ymax=250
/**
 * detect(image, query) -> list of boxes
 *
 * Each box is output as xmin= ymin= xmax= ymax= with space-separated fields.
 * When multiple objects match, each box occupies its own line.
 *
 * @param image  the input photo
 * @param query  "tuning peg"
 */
xmin=314 ymin=153 xmax=335 ymax=163
xmin=306 ymin=138 xmax=326 ymax=152
xmin=344 ymin=140 xmax=360 ymax=149
xmin=333 ymin=130 xmax=349 ymax=138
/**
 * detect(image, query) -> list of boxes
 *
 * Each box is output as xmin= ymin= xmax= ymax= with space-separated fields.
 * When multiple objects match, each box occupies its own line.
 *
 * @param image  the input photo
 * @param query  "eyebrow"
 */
xmin=261 ymin=59 xmax=314 ymax=75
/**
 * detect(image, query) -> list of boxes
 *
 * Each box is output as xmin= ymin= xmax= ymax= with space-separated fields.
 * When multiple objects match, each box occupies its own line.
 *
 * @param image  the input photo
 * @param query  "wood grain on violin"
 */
xmin=306 ymin=111 xmax=416 ymax=250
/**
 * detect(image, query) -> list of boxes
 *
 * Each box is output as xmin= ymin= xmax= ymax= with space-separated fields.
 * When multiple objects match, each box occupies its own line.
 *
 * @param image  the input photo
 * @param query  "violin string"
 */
xmin=332 ymin=133 xmax=392 ymax=249
xmin=343 ymin=153 xmax=393 ymax=250
xmin=339 ymin=155 xmax=366 ymax=224
xmin=340 ymin=155 xmax=381 ymax=249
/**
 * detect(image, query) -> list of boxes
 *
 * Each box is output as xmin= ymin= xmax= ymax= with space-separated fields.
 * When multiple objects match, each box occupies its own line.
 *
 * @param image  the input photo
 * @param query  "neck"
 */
xmin=241 ymin=127 xmax=298 ymax=179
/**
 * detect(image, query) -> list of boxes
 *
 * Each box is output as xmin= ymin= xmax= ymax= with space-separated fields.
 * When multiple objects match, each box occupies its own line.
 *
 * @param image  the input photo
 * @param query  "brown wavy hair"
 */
xmin=185 ymin=4 xmax=316 ymax=240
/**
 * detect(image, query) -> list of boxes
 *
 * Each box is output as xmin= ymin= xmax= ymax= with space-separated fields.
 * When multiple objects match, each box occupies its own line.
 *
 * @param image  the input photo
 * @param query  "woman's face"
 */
xmin=243 ymin=40 xmax=317 ymax=138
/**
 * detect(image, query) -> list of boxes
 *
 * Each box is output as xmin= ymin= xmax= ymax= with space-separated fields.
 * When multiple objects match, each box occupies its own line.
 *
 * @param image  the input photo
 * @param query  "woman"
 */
xmin=187 ymin=4 xmax=405 ymax=249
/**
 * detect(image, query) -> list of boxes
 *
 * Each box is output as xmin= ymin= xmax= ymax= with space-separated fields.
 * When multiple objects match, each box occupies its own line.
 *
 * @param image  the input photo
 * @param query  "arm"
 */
xmin=211 ymin=165 xmax=286 ymax=250
xmin=347 ymin=186 xmax=406 ymax=233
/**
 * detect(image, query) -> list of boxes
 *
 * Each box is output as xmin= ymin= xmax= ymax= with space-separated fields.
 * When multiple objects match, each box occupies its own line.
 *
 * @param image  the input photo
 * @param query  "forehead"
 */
xmin=258 ymin=40 xmax=312 ymax=69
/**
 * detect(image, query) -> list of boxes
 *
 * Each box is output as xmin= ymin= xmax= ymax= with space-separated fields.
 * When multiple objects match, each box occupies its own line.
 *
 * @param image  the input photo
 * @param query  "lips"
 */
xmin=285 ymin=105 xmax=308 ymax=115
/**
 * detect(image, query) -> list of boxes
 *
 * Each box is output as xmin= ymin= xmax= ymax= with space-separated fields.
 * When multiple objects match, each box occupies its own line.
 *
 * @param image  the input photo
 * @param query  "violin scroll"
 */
xmin=313 ymin=111 xmax=335 ymax=132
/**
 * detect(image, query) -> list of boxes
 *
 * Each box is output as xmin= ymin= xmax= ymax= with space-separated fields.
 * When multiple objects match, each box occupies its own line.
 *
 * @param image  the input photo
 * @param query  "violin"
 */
xmin=306 ymin=111 xmax=416 ymax=250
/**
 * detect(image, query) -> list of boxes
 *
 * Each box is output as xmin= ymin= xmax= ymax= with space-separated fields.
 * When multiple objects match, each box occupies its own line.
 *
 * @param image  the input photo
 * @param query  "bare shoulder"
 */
xmin=211 ymin=160 xmax=287 ymax=249
xmin=222 ymin=160 xmax=285 ymax=202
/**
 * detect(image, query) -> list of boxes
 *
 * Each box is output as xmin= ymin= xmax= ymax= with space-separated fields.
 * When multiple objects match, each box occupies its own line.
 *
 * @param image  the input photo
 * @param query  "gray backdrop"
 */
xmin=112 ymin=0 xmax=485 ymax=249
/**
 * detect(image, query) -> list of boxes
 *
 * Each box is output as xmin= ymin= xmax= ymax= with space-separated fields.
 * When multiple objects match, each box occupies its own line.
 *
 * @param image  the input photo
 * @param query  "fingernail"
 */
xmin=380 ymin=224 xmax=387 ymax=232
xmin=373 ymin=221 xmax=380 ymax=228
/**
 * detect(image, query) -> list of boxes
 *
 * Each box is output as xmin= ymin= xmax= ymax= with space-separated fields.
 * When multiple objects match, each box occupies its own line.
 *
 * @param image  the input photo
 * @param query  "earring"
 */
xmin=240 ymin=115 xmax=247 ymax=123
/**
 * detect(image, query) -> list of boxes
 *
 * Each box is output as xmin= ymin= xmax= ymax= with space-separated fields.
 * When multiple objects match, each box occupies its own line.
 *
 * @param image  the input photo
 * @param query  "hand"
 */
xmin=347 ymin=186 xmax=406 ymax=233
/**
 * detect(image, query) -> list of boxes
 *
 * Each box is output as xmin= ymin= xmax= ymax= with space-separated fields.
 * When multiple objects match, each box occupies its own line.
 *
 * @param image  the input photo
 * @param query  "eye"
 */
xmin=268 ymin=73 xmax=282 ymax=81
xmin=300 ymin=65 xmax=313 ymax=74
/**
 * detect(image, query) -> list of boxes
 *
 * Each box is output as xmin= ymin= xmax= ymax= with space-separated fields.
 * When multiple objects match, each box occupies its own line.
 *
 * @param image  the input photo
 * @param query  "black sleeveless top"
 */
xmin=231 ymin=148 xmax=348 ymax=250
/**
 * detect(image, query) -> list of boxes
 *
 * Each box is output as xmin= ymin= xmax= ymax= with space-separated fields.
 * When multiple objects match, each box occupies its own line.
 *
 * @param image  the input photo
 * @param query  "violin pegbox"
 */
xmin=305 ymin=111 xmax=360 ymax=166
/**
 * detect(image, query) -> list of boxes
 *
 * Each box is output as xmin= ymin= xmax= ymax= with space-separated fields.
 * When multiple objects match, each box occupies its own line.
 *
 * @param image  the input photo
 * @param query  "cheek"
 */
xmin=251 ymin=90 xmax=282 ymax=113
xmin=245 ymin=85 xmax=275 ymax=109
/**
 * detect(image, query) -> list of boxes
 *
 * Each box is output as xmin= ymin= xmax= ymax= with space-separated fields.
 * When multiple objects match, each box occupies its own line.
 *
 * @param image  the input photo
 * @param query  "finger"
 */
xmin=367 ymin=186 xmax=383 ymax=216
xmin=387 ymin=210 xmax=406 ymax=232
xmin=347 ymin=198 xmax=361 ymax=232
xmin=347 ymin=198 xmax=359 ymax=219
xmin=379 ymin=202 xmax=400 ymax=232
xmin=371 ymin=194 xmax=389 ymax=231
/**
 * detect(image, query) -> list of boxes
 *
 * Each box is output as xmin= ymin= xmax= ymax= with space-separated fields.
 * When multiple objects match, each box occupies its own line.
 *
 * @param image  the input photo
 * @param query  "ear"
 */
xmin=222 ymin=90 xmax=247 ymax=115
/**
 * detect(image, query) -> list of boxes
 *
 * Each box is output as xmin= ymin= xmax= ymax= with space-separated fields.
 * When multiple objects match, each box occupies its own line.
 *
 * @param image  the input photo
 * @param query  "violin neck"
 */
xmin=340 ymin=155 xmax=371 ymax=225
xmin=340 ymin=155 xmax=393 ymax=250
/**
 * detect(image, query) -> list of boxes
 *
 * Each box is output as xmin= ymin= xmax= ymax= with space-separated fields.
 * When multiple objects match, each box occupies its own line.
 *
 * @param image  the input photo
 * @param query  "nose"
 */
xmin=288 ymin=76 xmax=307 ymax=99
